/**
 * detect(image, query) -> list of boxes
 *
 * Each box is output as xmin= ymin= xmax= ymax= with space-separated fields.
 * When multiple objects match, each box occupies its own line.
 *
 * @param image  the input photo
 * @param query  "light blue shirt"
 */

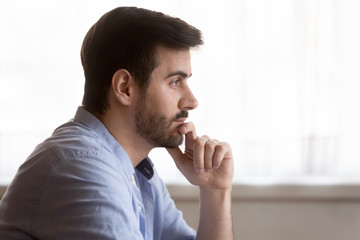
xmin=0 ymin=107 xmax=196 ymax=240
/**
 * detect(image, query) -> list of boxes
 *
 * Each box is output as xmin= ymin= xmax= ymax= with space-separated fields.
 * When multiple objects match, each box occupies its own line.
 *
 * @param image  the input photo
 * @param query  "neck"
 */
xmin=99 ymin=109 xmax=152 ymax=167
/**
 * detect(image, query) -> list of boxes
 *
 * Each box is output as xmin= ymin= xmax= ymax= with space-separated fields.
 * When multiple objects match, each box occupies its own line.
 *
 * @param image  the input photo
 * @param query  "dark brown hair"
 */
xmin=81 ymin=7 xmax=203 ymax=116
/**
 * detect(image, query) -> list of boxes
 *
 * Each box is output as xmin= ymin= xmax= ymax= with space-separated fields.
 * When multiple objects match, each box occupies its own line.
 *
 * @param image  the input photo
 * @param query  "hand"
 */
xmin=166 ymin=122 xmax=234 ymax=190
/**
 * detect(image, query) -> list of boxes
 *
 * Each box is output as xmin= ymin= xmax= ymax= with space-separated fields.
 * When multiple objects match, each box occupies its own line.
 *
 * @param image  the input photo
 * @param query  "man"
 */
xmin=0 ymin=7 xmax=234 ymax=240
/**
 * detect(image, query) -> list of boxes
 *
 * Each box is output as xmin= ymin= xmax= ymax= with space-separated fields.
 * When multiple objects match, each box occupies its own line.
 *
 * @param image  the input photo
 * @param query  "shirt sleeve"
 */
xmin=34 ymin=154 xmax=145 ymax=240
xmin=0 ymin=143 xmax=145 ymax=240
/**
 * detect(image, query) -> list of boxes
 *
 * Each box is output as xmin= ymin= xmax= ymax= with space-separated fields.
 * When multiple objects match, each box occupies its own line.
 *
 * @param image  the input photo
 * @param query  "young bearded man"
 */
xmin=0 ymin=7 xmax=234 ymax=240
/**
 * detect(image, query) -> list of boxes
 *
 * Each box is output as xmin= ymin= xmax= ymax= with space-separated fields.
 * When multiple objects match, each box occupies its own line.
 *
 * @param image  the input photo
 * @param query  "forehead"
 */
xmin=152 ymin=45 xmax=192 ymax=77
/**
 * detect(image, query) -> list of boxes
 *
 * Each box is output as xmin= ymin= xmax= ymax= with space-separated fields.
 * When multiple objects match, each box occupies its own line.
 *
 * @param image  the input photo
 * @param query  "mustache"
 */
xmin=173 ymin=110 xmax=188 ymax=121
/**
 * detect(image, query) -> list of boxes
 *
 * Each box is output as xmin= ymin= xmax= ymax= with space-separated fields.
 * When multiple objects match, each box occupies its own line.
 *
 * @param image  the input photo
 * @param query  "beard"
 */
xmin=135 ymin=99 xmax=188 ymax=148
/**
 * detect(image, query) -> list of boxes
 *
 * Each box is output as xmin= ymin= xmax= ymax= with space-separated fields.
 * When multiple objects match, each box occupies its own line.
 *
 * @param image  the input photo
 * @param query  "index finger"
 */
xmin=179 ymin=122 xmax=197 ymax=141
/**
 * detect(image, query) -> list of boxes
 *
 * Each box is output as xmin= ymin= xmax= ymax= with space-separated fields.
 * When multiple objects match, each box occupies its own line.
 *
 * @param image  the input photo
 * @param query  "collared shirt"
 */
xmin=0 ymin=107 xmax=196 ymax=240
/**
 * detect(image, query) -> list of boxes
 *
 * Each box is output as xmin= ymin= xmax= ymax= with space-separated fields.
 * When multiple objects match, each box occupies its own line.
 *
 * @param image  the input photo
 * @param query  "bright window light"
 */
xmin=1 ymin=0 xmax=360 ymax=184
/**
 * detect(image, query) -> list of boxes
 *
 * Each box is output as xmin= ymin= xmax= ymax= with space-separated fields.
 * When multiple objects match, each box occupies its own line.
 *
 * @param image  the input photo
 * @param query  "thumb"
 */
xmin=166 ymin=122 xmax=197 ymax=169
xmin=166 ymin=147 xmax=188 ymax=171
xmin=179 ymin=122 xmax=197 ymax=142
xmin=179 ymin=122 xmax=197 ymax=159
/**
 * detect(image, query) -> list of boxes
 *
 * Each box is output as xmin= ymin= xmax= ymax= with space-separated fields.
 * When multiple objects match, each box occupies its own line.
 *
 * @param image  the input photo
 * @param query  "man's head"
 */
xmin=134 ymin=45 xmax=197 ymax=148
xmin=81 ymin=7 xmax=203 ymax=116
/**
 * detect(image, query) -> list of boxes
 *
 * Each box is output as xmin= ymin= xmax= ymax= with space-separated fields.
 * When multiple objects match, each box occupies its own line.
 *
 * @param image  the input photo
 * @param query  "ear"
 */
xmin=111 ymin=69 xmax=136 ymax=106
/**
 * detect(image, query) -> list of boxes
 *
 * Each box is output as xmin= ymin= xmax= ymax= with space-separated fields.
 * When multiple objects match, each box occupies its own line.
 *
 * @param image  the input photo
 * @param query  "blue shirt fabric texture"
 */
xmin=0 ymin=107 xmax=196 ymax=240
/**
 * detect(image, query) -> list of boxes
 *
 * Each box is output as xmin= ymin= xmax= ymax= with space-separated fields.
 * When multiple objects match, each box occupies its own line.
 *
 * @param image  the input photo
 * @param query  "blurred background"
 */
xmin=1 ymin=0 xmax=360 ymax=239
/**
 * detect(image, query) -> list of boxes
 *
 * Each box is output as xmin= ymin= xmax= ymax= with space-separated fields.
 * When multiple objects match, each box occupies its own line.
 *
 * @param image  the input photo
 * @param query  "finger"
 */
xmin=193 ymin=135 xmax=209 ymax=173
xmin=204 ymin=139 xmax=219 ymax=172
xmin=212 ymin=142 xmax=231 ymax=169
xmin=179 ymin=122 xmax=197 ymax=140
xmin=179 ymin=122 xmax=197 ymax=160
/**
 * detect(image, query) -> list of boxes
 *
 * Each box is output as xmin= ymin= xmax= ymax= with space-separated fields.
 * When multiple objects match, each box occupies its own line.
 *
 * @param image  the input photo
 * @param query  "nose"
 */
xmin=179 ymin=85 xmax=198 ymax=111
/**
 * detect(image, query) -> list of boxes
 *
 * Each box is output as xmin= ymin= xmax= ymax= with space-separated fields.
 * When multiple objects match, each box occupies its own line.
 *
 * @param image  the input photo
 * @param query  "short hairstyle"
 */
xmin=81 ymin=7 xmax=203 ymax=116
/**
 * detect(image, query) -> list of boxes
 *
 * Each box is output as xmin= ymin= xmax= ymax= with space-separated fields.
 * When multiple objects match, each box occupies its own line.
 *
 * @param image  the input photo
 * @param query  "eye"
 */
xmin=170 ymin=78 xmax=181 ymax=86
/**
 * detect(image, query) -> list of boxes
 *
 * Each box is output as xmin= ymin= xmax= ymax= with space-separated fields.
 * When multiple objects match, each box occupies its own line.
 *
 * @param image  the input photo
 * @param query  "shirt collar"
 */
xmin=136 ymin=157 xmax=154 ymax=180
xmin=73 ymin=106 xmax=135 ymax=180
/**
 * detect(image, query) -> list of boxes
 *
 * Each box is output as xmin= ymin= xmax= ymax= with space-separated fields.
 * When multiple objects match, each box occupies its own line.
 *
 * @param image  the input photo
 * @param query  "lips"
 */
xmin=172 ymin=111 xmax=188 ymax=125
xmin=173 ymin=118 xmax=187 ymax=124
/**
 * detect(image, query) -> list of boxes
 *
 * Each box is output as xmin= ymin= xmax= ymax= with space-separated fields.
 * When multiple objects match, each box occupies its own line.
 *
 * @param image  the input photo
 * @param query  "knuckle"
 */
xmin=216 ymin=143 xmax=226 ymax=151
xmin=195 ymin=137 xmax=206 ymax=146
xmin=205 ymin=140 xmax=216 ymax=151
xmin=201 ymin=135 xmax=210 ymax=140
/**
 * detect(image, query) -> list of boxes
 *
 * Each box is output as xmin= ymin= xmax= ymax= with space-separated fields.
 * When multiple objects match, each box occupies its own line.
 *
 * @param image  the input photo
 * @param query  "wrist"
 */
xmin=197 ymin=185 xmax=234 ymax=240
xmin=199 ymin=186 xmax=232 ymax=200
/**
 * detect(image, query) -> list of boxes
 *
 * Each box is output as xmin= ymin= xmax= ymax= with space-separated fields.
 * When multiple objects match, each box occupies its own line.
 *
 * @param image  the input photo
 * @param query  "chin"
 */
xmin=159 ymin=133 xmax=183 ymax=148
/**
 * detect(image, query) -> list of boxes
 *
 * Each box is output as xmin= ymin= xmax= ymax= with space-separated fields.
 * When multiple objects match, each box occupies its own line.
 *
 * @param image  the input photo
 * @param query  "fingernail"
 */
xmin=205 ymin=168 xmax=212 ymax=173
xmin=213 ymin=164 xmax=219 ymax=169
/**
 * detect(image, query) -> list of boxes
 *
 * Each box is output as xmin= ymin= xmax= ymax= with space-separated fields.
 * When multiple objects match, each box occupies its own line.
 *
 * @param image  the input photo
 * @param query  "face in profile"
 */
xmin=135 ymin=45 xmax=198 ymax=148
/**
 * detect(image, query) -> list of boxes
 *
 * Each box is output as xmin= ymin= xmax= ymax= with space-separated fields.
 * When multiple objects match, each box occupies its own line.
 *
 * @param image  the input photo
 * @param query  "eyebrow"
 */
xmin=166 ymin=71 xmax=192 ymax=79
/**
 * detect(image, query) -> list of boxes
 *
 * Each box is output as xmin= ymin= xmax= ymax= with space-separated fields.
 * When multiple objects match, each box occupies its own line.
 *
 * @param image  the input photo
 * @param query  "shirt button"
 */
xmin=138 ymin=205 xmax=142 ymax=212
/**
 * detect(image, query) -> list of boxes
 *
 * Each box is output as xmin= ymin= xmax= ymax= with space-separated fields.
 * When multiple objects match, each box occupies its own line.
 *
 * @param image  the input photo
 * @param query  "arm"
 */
xmin=198 ymin=187 xmax=233 ymax=239
xmin=36 ymin=155 xmax=145 ymax=240
xmin=167 ymin=122 xmax=234 ymax=240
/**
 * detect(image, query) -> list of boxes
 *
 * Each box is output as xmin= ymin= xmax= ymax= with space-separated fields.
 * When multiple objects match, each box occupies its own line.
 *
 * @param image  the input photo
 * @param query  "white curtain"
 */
xmin=1 ymin=0 xmax=360 ymax=184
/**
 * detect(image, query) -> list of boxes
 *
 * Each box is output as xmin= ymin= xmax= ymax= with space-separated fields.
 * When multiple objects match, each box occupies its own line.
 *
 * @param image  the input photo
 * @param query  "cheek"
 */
xmin=147 ymin=86 xmax=180 ymax=113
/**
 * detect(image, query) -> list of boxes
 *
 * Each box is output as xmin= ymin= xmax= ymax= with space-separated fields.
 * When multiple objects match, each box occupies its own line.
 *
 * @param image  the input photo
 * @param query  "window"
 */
xmin=1 ymin=0 xmax=360 ymax=184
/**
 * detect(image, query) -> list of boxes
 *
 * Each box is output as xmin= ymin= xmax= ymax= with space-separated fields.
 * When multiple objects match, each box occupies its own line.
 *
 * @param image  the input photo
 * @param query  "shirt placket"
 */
xmin=131 ymin=174 xmax=146 ymax=239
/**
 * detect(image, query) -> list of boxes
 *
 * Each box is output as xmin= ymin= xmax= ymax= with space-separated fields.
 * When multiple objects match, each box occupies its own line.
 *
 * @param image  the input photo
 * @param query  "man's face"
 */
xmin=135 ymin=45 xmax=198 ymax=148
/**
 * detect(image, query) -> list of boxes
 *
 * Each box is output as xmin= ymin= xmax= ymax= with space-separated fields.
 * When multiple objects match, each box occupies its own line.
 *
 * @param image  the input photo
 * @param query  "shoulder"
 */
xmin=0 ymin=120 xmax=138 ymax=238
xmin=14 ymin=120 xmax=127 ymax=198
xmin=47 ymin=121 xmax=103 ymax=160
